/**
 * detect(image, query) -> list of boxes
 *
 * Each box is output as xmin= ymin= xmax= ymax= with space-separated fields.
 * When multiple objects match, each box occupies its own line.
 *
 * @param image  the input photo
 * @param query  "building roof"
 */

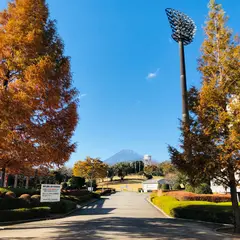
xmin=143 ymin=179 xmax=167 ymax=184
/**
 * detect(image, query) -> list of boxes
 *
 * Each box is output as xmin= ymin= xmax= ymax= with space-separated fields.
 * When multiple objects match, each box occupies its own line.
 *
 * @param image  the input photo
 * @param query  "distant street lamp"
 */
xmin=165 ymin=8 xmax=197 ymax=125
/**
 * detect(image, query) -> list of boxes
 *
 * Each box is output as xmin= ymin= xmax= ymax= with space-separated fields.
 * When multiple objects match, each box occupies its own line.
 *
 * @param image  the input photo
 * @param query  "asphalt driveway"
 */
xmin=0 ymin=191 xmax=238 ymax=239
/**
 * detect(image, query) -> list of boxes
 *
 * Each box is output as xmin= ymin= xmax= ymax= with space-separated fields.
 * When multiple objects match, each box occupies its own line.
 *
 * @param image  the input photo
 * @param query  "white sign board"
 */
xmin=88 ymin=187 xmax=93 ymax=192
xmin=40 ymin=184 xmax=61 ymax=202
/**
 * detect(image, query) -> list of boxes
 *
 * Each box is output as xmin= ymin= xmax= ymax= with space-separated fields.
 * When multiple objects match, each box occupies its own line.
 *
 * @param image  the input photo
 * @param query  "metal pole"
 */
xmin=90 ymin=177 xmax=93 ymax=192
xmin=179 ymin=40 xmax=192 ymax=163
xmin=179 ymin=40 xmax=190 ymax=125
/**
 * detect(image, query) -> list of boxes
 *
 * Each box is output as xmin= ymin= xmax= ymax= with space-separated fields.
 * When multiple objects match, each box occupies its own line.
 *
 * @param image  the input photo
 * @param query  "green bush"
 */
xmin=61 ymin=182 xmax=68 ymax=189
xmin=138 ymin=188 xmax=143 ymax=192
xmin=5 ymin=191 xmax=16 ymax=199
xmin=0 ymin=207 xmax=50 ymax=222
xmin=194 ymin=183 xmax=212 ymax=194
xmin=151 ymin=194 xmax=234 ymax=224
xmin=61 ymin=189 xmax=90 ymax=196
xmin=31 ymin=195 xmax=41 ymax=206
xmin=172 ymin=184 xmax=181 ymax=190
xmin=68 ymin=177 xmax=85 ymax=189
xmin=19 ymin=194 xmax=31 ymax=202
xmin=0 ymin=187 xmax=39 ymax=197
xmin=61 ymin=193 xmax=94 ymax=203
xmin=185 ymin=184 xmax=195 ymax=193
xmin=0 ymin=197 xmax=31 ymax=210
xmin=0 ymin=188 xmax=9 ymax=197
xmin=161 ymin=184 xmax=170 ymax=190
xmin=145 ymin=174 xmax=153 ymax=180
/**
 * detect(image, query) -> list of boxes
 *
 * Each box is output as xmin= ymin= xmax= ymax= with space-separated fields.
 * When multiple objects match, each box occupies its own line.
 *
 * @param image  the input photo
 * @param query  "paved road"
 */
xmin=0 ymin=191 xmax=238 ymax=239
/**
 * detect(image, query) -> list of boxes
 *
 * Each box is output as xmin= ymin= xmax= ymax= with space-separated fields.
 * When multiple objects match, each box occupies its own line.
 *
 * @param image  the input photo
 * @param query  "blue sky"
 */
xmin=1 ymin=1 xmax=240 ymax=166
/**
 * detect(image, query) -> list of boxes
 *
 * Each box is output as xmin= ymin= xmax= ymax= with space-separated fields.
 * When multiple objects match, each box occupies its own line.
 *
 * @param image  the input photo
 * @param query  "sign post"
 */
xmin=40 ymin=184 xmax=61 ymax=202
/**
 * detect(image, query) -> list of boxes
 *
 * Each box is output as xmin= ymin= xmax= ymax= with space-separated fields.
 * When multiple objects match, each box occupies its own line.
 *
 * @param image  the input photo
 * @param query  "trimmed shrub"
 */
xmin=67 ymin=177 xmax=85 ymax=189
xmin=19 ymin=194 xmax=31 ymax=202
xmin=95 ymin=188 xmax=116 ymax=196
xmin=0 ymin=188 xmax=9 ymax=195
xmin=165 ymin=191 xmax=231 ymax=203
xmin=0 ymin=207 xmax=50 ymax=222
xmin=5 ymin=191 xmax=16 ymax=199
xmin=0 ymin=187 xmax=39 ymax=197
xmin=185 ymin=184 xmax=195 ymax=193
xmin=151 ymin=194 xmax=234 ymax=224
xmin=145 ymin=174 xmax=153 ymax=180
xmin=172 ymin=184 xmax=181 ymax=191
xmin=0 ymin=197 xmax=31 ymax=210
xmin=61 ymin=182 xmax=68 ymax=189
xmin=61 ymin=193 xmax=95 ymax=202
xmin=31 ymin=195 xmax=41 ymax=206
xmin=194 ymin=183 xmax=212 ymax=194
xmin=61 ymin=189 xmax=89 ymax=196
xmin=161 ymin=184 xmax=170 ymax=190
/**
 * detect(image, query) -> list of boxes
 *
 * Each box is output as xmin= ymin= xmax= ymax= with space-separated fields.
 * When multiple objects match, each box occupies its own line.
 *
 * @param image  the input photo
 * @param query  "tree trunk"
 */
xmin=3 ymin=173 xmax=8 ymax=187
xmin=0 ymin=171 xmax=2 ymax=187
xmin=229 ymin=172 xmax=240 ymax=233
xmin=14 ymin=175 xmax=18 ymax=188
xmin=25 ymin=176 xmax=29 ymax=189
xmin=1 ymin=168 xmax=6 ymax=187
xmin=34 ymin=169 xmax=38 ymax=188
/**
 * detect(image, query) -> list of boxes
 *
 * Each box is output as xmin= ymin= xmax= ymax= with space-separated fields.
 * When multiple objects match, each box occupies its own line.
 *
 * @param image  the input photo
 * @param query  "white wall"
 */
xmin=210 ymin=181 xmax=240 ymax=194
xmin=143 ymin=183 xmax=158 ymax=192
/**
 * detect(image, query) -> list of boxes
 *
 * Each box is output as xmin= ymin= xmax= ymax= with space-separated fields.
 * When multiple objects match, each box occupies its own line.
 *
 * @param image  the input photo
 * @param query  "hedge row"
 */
xmin=0 ymin=188 xmax=39 ymax=197
xmin=41 ymin=199 xmax=76 ymax=214
xmin=0 ymin=207 xmax=51 ymax=222
xmin=0 ymin=196 xmax=76 ymax=214
xmin=61 ymin=189 xmax=90 ymax=196
xmin=151 ymin=194 xmax=234 ymax=224
xmin=164 ymin=191 xmax=231 ymax=203
xmin=95 ymin=188 xmax=115 ymax=196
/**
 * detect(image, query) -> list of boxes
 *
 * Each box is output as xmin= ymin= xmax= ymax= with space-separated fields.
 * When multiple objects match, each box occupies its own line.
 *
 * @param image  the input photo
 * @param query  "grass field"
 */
xmin=98 ymin=175 xmax=163 ymax=192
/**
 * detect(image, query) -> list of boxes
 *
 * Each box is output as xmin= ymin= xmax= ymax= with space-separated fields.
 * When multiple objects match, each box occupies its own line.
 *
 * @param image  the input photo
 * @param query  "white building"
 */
xmin=142 ymin=179 xmax=168 ymax=192
xmin=143 ymin=155 xmax=152 ymax=166
xmin=211 ymin=180 xmax=240 ymax=194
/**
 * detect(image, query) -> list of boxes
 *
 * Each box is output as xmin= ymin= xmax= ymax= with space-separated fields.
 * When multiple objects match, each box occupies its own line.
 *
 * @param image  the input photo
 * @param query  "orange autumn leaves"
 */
xmin=0 ymin=0 xmax=78 ymax=175
xmin=73 ymin=157 xmax=108 ymax=180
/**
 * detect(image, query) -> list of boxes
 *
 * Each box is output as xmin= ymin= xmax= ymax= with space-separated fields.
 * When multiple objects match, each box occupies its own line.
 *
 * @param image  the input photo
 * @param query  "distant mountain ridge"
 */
xmin=104 ymin=149 xmax=143 ymax=165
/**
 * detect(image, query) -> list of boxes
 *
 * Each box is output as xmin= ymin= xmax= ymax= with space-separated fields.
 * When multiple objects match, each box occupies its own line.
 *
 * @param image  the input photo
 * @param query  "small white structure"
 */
xmin=211 ymin=181 xmax=240 ymax=194
xmin=143 ymin=155 xmax=152 ymax=166
xmin=142 ymin=179 xmax=167 ymax=192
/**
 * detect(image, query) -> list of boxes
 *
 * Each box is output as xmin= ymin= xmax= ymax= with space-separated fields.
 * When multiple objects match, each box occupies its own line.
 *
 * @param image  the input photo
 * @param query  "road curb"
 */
xmin=0 ymin=197 xmax=101 ymax=228
xmin=146 ymin=197 xmax=233 ymax=228
xmin=146 ymin=197 xmax=172 ymax=218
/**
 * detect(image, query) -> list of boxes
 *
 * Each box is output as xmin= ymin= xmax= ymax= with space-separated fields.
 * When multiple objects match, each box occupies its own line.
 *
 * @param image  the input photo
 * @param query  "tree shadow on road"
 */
xmin=2 ymin=217 xmax=226 ymax=240
xmin=0 ymin=197 xmax=230 ymax=240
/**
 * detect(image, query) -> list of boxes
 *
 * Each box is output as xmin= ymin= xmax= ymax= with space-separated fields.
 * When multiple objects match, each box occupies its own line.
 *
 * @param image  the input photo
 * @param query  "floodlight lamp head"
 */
xmin=165 ymin=8 xmax=197 ymax=46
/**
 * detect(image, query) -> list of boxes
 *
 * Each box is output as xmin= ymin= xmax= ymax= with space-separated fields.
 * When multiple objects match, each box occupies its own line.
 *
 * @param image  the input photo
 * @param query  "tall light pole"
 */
xmin=165 ymin=8 xmax=196 ymax=125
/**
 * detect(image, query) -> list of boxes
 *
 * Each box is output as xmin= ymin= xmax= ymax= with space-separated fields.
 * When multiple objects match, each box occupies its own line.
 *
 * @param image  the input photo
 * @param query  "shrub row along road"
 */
xmin=0 ymin=192 xmax=237 ymax=239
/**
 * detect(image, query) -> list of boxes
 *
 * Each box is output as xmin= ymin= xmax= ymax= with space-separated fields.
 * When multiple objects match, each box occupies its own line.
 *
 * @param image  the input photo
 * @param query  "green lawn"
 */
xmin=151 ymin=194 xmax=234 ymax=224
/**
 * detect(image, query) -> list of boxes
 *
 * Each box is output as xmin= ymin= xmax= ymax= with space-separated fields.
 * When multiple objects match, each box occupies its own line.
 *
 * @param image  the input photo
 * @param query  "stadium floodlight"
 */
xmin=165 ymin=8 xmax=196 ymax=46
xmin=165 ymin=8 xmax=197 ymax=124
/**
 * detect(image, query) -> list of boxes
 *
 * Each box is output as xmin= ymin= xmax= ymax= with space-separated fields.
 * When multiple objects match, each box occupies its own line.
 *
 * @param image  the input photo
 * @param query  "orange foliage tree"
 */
xmin=169 ymin=0 xmax=240 ymax=232
xmin=0 ymin=0 xmax=78 ymax=184
xmin=73 ymin=157 xmax=108 ymax=181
